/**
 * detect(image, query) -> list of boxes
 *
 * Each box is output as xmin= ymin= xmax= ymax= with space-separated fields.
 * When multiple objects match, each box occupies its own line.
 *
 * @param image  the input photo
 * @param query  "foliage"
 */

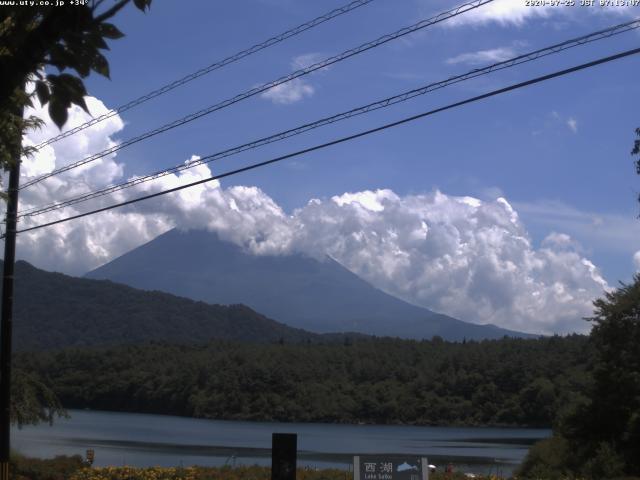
xmin=1 ymin=0 xmax=152 ymax=427
xmin=633 ymin=128 xmax=640 ymax=209
xmin=68 ymin=465 xmax=503 ymax=480
xmin=18 ymin=335 xmax=592 ymax=428
xmin=7 ymin=456 xmax=640 ymax=480
xmin=515 ymin=436 xmax=572 ymax=480
xmin=562 ymin=274 xmax=640 ymax=478
xmin=10 ymin=453 xmax=84 ymax=480
xmin=4 ymin=260 xmax=326 ymax=351
xmin=10 ymin=368 xmax=66 ymax=427
xmin=0 ymin=0 xmax=151 ymax=171
xmin=70 ymin=466 xmax=198 ymax=480
xmin=519 ymin=276 xmax=640 ymax=479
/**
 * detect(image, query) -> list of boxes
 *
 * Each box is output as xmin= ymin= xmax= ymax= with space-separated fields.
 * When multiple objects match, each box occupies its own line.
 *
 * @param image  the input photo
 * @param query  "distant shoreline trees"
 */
xmin=518 ymin=275 xmax=640 ymax=479
xmin=18 ymin=335 xmax=592 ymax=428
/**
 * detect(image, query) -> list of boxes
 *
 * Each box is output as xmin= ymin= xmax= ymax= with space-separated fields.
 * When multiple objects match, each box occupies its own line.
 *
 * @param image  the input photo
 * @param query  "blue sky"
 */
xmin=14 ymin=0 xmax=640 ymax=333
xmin=78 ymin=0 xmax=640 ymax=283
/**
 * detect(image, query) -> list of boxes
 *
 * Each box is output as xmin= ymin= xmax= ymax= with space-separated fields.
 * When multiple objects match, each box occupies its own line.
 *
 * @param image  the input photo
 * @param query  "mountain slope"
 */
xmin=2 ymin=260 xmax=323 ymax=351
xmin=87 ymin=229 xmax=530 ymax=340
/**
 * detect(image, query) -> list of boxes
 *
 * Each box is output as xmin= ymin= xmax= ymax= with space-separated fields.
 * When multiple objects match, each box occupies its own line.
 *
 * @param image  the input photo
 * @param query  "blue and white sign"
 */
xmin=354 ymin=456 xmax=429 ymax=480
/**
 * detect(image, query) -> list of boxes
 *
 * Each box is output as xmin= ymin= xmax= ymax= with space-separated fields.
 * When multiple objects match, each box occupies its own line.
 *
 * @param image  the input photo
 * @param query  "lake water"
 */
xmin=12 ymin=410 xmax=550 ymax=477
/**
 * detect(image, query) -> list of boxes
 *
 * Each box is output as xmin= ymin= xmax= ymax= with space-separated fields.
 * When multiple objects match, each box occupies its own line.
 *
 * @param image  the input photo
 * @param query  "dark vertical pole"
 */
xmin=0 ymin=108 xmax=22 ymax=480
xmin=271 ymin=433 xmax=297 ymax=480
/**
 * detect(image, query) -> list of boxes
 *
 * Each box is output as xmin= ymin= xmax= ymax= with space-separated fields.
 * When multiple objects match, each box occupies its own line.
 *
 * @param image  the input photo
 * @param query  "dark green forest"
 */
xmin=2 ymin=260 xmax=332 ymax=351
xmin=18 ymin=335 xmax=591 ymax=428
xmin=517 ymin=276 xmax=640 ymax=479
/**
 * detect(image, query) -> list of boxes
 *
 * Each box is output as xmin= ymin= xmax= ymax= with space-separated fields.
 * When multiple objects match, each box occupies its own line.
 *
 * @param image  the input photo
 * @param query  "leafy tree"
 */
xmin=516 ymin=435 xmax=572 ymax=480
xmin=520 ymin=276 xmax=640 ymax=479
xmin=567 ymin=275 xmax=640 ymax=477
xmin=634 ymin=128 xmax=640 ymax=209
xmin=521 ymin=133 xmax=640 ymax=478
xmin=0 ymin=0 xmax=152 ymax=174
xmin=11 ymin=368 xmax=66 ymax=427
xmin=0 ymin=0 xmax=152 ymax=425
xmin=18 ymin=335 xmax=593 ymax=428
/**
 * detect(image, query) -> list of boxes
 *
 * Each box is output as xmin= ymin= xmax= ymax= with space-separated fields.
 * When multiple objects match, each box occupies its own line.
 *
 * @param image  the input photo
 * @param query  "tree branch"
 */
xmin=92 ymin=0 xmax=108 ymax=11
xmin=93 ymin=0 xmax=131 ymax=24
xmin=0 ymin=11 xmax=59 ymax=108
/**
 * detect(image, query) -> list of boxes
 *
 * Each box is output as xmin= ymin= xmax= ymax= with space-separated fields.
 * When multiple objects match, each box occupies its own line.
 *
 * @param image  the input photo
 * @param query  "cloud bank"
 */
xmin=260 ymin=53 xmax=324 ymax=105
xmin=445 ymin=0 xmax=636 ymax=27
xmin=260 ymin=78 xmax=315 ymax=104
xmin=446 ymin=46 xmax=520 ymax=66
xmin=11 ymin=96 xmax=610 ymax=335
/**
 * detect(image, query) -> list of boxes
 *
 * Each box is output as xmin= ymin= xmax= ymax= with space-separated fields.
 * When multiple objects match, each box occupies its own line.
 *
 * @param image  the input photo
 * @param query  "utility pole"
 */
xmin=0 ymin=102 xmax=23 ymax=480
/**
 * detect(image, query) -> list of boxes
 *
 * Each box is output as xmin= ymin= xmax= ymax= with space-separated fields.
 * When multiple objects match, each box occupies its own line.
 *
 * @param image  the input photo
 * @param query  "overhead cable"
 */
xmin=9 ymin=45 xmax=640 ymax=237
xmin=18 ymin=17 xmax=640 ymax=219
xmin=31 ymin=0 xmax=377 ymax=150
xmin=20 ymin=0 xmax=495 ymax=189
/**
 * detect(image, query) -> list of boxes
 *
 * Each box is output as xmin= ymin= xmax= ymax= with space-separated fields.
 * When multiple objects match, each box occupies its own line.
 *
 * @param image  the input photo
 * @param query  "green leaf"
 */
xmin=72 ymin=96 xmax=90 ymax=115
xmin=58 ymin=74 xmax=87 ymax=97
xmin=98 ymin=22 xmax=124 ymax=40
xmin=58 ymin=74 xmax=89 ymax=114
xmin=35 ymin=80 xmax=50 ymax=106
xmin=71 ymin=51 xmax=92 ymax=78
xmin=48 ymin=44 xmax=72 ymax=71
xmin=133 ymin=0 xmax=152 ymax=11
xmin=47 ymin=75 xmax=68 ymax=104
xmin=62 ymin=32 xmax=100 ymax=77
xmin=91 ymin=52 xmax=110 ymax=78
xmin=89 ymin=31 xmax=110 ymax=50
xmin=48 ymin=99 xmax=68 ymax=129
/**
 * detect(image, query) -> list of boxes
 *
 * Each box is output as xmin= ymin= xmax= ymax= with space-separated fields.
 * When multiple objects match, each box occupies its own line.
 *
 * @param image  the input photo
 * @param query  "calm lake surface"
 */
xmin=12 ymin=410 xmax=550 ymax=476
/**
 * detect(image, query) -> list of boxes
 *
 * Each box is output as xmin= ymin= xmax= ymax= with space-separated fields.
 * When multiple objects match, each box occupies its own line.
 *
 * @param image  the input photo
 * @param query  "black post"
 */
xmin=271 ymin=433 xmax=297 ymax=480
xmin=0 ymin=128 xmax=22 ymax=480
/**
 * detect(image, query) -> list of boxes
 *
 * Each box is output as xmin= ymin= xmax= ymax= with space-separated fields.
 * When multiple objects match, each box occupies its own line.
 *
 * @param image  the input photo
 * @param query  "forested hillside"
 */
xmin=2 ymin=260 xmax=327 ymax=350
xmin=19 ymin=335 xmax=592 ymax=427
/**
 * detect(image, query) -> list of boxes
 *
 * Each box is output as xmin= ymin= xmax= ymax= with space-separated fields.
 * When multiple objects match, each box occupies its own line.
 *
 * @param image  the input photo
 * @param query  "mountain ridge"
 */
xmin=1 ymin=259 xmax=339 ymax=351
xmin=86 ymin=228 xmax=533 ymax=340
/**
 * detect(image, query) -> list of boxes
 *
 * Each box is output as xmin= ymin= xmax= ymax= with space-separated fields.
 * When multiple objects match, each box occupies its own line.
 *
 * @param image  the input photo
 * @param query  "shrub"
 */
xmin=10 ymin=453 xmax=85 ymax=480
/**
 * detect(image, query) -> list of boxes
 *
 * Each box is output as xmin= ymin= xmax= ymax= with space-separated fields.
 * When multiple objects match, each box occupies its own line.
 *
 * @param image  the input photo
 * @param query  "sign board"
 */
xmin=271 ymin=433 xmax=296 ymax=480
xmin=354 ymin=456 xmax=429 ymax=480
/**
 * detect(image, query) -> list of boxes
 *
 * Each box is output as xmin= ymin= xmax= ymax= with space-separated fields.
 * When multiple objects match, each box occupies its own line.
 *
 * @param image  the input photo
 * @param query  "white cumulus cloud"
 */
xmin=260 ymin=78 xmax=315 ymax=104
xmin=288 ymin=190 xmax=606 ymax=334
xmin=446 ymin=46 xmax=519 ymax=66
xmin=10 ymin=94 xmax=610 ymax=335
xmin=14 ymin=96 xmax=172 ymax=274
xmin=291 ymin=53 xmax=327 ymax=70
xmin=260 ymin=53 xmax=328 ymax=105
xmin=444 ymin=0 xmax=636 ymax=27
xmin=514 ymin=199 xmax=640 ymax=255
xmin=446 ymin=0 xmax=552 ymax=26
xmin=634 ymin=251 xmax=640 ymax=271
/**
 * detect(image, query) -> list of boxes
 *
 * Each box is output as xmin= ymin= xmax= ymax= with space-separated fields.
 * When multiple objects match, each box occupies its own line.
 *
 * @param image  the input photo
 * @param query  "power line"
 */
xmin=10 ymin=46 xmax=640 ymax=238
xmin=20 ymin=0 xmax=494 ymax=190
xmin=18 ymin=17 xmax=640 ymax=219
xmin=31 ymin=0 xmax=376 ymax=151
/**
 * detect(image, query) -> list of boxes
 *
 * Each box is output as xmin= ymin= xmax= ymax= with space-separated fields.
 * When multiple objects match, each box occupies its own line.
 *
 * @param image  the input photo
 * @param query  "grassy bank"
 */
xmin=8 ymin=455 xmax=504 ymax=480
xmin=68 ymin=466 xmax=496 ymax=480
xmin=12 ymin=455 xmax=640 ymax=480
